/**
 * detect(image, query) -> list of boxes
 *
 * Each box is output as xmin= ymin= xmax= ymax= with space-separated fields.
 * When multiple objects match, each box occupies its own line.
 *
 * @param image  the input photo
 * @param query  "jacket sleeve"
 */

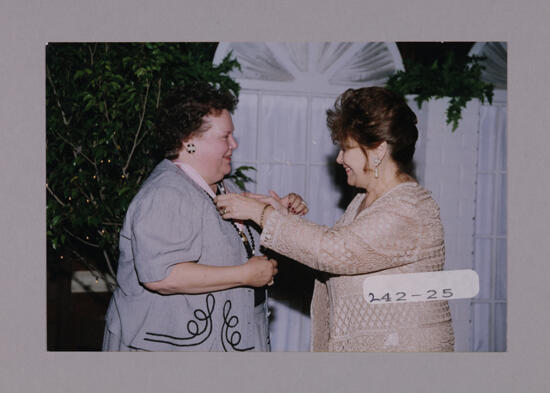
xmin=260 ymin=199 xmax=422 ymax=275
xmin=131 ymin=187 xmax=203 ymax=283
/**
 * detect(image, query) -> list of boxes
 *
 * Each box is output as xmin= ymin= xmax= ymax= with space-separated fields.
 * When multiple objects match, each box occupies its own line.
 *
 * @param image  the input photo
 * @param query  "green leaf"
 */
xmin=136 ymin=68 xmax=146 ymax=77
xmin=117 ymin=186 xmax=131 ymax=196
xmin=74 ymin=70 xmax=86 ymax=80
xmin=51 ymin=215 xmax=62 ymax=227
xmin=385 ymin=52 xmax=494 ymax=131
xmin=228 ymin=165 xmax=256 ymax=191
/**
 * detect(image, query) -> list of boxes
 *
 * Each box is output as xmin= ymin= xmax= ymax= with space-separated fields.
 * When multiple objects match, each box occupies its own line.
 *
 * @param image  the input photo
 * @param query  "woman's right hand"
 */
xmin=241 ymin=255 xmax=278 ymax=287
xmin=243 ymin=190 xmax=308 ymax=216
xmin=242 ymin=191 xmax=286 ymax=212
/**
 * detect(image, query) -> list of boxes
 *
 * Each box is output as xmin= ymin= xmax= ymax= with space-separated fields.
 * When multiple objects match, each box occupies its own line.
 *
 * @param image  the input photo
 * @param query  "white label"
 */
xmin=362 ymin=269 xmax=479 ymax=304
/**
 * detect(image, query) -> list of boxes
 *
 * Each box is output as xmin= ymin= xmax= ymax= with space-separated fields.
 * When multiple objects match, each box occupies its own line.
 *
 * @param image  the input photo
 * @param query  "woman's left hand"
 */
xmin=279 ymin=192 xmax=309 ymax=216
xmin=245 ymin=190 xmax=308 ymax=216
xmin=215 ymin=193 xmax=267 ymax=222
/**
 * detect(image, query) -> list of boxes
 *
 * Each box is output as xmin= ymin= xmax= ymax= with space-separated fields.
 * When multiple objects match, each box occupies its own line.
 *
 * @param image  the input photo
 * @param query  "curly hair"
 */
xmin=326 ymin=86 xmax=418 ymax=178
xmin=155 ymin=81 xmax=238 ymax=159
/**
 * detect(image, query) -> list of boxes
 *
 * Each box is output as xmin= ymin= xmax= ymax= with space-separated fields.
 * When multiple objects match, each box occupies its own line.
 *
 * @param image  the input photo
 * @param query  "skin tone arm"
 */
xmin=144 ymin=255 xmax=278 ymax=295
xmin=160 ymin=191 xmax=299 ymax=297
xmin=261 ymin=191 xmax=309 ymax=216
xmin=215 ymin=190 xmax=307 ymax=225
xmin=214 ymin=193 xmax=279 ymax=228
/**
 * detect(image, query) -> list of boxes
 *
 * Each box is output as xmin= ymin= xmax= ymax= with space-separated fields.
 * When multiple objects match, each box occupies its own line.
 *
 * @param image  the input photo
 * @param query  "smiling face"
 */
xmin=186 ymin=109 xmax=238 ymax=186
xmin=336 ymin=137 xmax=371 ymax=189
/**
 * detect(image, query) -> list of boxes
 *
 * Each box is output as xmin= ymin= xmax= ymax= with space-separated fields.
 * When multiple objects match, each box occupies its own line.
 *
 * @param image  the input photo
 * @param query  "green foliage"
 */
xmin=231 ymin=166 xmax=256 ymax=191
xmin=46 ymin=43 xmax=242 ymax=281
xmin=385 ymin=52 xmax=494 ymax=131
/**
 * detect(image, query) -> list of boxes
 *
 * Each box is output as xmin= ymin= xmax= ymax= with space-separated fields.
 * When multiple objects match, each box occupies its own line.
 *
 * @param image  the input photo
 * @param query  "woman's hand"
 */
xmin=240 ymin=255 xmax=278 ymax=287
xmin=242 ymin=190 xmax=308 ymax=216
xmin=241 ymin=191 xmax=285 ymax=212
xmin=215 ymin=193 xmax=267 ymax=222
xmin=278 ymin=192 xmax=309 ymax=216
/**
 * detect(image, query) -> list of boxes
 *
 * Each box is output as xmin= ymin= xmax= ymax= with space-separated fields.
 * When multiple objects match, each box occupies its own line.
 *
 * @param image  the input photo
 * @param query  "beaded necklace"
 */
xmin=172 ymin=161 xmax=256 ymax=259
xmin=207 ymin=181 xmax=256 ymax=259
xmin=214 ymin=182 xmax=266 ymax=306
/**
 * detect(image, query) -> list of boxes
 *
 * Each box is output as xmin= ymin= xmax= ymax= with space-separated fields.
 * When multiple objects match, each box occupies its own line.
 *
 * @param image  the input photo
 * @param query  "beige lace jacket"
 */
xmin=261 ymin=182 xmax=454 ymax=352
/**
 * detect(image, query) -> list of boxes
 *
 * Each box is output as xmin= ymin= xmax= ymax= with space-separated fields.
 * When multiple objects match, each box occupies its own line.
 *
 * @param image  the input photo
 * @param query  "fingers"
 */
xmin=268 ymin=190 xmax=283 ymax=204
xmin=233 ymin=190 xmax=305 ymax=215
xmin=214 ymin=194 xmax=243 ymax=219
xmin=293 ymin=200 xmax=308 ymax=215
xmin=214 ymin=196 xmax=229 ymax=213
xmin=266 ymin=197 xmax=284 ymax=210
xmin=247 ymin=256 xmax=278 ymax=287
xmin=219 ymin=207 xmax=234 ymax=219
xmin=288 ymin=193 xmax=300 ymax=213
xmin=287 ymin=192 xmax=298 ymax=204
xmin=214 ymin=194 xmax=229 ymax=201
xmin=215 ymin=193 xmax=250 ymax=203
xmin=243 ymin=192 xmax=270 ymax=200
xmin=235 ymin=190 xmax=286 ymax=212
xmin=267 ymin=258 xmax=278 ymax=286
xmin=215 ymin=200 xmax=238 ymax=220
xmin=255 ymin=195 xmax=283 ymax=211
xmin=216 ymin=191 xmax=290 ymax=218
xmin=285 ymin=193 xmax=308 ymax=215
xmin=241 ymin=192 xmax=279 ymax=208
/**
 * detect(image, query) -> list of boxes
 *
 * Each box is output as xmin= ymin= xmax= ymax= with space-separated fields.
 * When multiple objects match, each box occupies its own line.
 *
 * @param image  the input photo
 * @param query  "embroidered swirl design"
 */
xmin=144 ymin=293 xmax=215 ymax=347
xmin=221 ymin=300 xmax=254 ymax=352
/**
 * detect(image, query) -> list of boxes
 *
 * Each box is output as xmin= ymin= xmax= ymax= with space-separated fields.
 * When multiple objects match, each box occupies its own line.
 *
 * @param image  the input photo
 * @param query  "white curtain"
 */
xmin=220 ymin=42 xmax=507 ymax=351
xmin=232 ymin=91 xmax=346 ymax=351
xmin=215 ymin=42 xmax=405 ymax=351
xmin=233 ymin=92 xmax=507 ymax=352
xmin=471 ymin=101 xmax=507 ymax=351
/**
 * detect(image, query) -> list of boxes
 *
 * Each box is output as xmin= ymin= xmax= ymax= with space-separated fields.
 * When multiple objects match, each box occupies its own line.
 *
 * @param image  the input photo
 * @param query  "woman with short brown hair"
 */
xmin=215 ymin=86 xmax=455 ymax=352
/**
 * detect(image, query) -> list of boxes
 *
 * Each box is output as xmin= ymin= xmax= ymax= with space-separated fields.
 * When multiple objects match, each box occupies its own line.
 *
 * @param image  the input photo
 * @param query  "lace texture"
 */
xmin=261 ymin=182 xmax=455 ymax=352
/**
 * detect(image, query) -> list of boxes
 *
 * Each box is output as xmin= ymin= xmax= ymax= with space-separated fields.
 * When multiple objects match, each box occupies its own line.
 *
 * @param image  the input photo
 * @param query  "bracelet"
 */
xmin=259 ymin=204 xmax=271 ymax=228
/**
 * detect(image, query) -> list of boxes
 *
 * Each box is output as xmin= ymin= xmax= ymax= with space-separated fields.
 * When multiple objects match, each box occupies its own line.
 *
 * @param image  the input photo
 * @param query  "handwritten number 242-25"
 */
xmin=367 ymin=289 xmax=454 ymax=303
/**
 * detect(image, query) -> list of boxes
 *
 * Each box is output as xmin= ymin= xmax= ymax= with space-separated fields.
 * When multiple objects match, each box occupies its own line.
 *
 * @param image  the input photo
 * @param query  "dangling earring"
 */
xmin=186 ymin=143 xmax=196 ymax=154
xmin=374 ymin=158 xmax=381 ymax=179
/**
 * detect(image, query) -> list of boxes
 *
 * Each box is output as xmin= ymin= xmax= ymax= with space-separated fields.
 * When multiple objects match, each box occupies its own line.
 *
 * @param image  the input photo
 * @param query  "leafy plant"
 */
xmin=231 ymin=166 xmax=256 ymax=190
xmin=386 ymin=52 xmax=494 ymax=131
xmin=46 ymin=43 xmax=247 ymax=286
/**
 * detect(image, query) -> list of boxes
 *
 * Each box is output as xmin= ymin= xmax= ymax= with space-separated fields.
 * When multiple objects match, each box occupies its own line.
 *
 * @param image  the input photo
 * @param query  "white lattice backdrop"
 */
xmin=214 ymin=42 xmax=507 ymax=351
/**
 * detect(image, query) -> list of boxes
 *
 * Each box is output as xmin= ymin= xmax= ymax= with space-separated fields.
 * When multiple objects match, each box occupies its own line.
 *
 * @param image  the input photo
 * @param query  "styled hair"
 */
xmin=156 ymin=81 xmax=238 ymax=159
xmin=326 ymin=86 xmax=418 ymax=178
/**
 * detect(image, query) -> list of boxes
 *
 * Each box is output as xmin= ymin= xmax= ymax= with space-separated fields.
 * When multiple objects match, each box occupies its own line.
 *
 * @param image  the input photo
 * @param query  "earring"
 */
xmin=374 ymin=158 xmax=381 ymax=178
xmin=186 ymin=143 xmax=196 ymax=154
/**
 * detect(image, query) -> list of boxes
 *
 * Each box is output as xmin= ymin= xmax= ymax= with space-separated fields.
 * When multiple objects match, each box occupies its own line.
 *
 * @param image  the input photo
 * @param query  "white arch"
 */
xmin=469 ymin=42 xmax=507 ymax=90
xmin=213 ymin=42 xmax=404 ymax=94
xmin=212 ymin=42 xmax=404 ymax=351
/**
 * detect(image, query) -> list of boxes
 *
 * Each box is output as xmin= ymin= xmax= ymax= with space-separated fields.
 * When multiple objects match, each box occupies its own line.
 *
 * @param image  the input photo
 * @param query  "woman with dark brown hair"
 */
xmin=215 ymin=86 xmax=455 ymax=352
xmin=103 ymin=82 xmax=282 ymax=352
